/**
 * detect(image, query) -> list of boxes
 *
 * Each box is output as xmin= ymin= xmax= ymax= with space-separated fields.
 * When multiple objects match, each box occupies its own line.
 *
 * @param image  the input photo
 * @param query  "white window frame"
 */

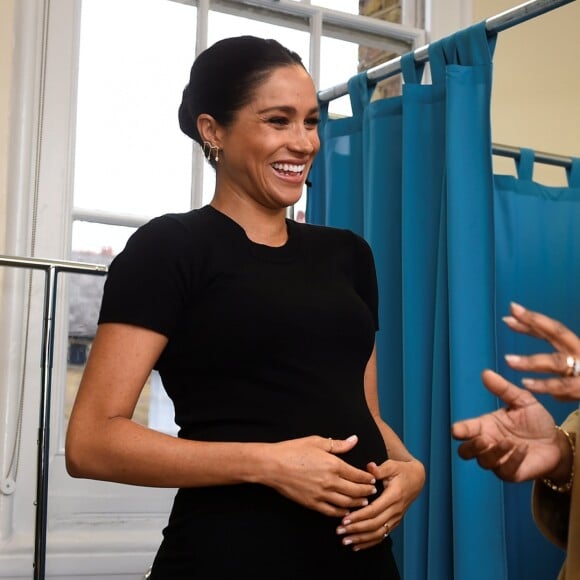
xmin=0 ymin=0 xmax=454 ymax=577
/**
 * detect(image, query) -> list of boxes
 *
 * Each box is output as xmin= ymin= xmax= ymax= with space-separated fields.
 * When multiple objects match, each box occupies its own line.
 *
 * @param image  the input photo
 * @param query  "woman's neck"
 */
xmin=210 ymin=196 xmax=288 ymax=247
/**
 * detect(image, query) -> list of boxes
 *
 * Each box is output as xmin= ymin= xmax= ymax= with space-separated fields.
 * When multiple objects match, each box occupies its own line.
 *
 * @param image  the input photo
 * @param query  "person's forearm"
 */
xmin=375 ymin=417 xmax=419 ymax=463
xmin=66 ymin=416 xmax=270 ymax=488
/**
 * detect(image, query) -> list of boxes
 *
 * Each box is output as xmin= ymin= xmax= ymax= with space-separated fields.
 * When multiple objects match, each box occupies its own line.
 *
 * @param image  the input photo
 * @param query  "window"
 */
xmin=68 ymin=0 xmax=197 ymax=437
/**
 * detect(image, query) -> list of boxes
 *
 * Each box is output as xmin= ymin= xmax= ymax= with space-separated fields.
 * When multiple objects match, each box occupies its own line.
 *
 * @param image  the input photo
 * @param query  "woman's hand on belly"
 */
xmin=335 ymin=458 xmax=426 ymax=551
xmin=258 ymin=434 xmax=378 ymax=517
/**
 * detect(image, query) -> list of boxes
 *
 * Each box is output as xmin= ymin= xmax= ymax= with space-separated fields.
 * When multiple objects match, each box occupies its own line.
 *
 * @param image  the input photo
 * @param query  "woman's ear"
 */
xmin=197 ymin=114 xmax=221 ymax=146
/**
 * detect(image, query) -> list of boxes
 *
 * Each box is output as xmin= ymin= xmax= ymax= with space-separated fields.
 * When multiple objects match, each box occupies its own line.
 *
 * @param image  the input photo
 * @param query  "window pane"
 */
xmin=311 ymin=0 xmax=359 ymax=14
xmin=207 ymin=12 xmax=310 ymax=66
xmin=320 ymin=36 xmax=403 ymax=118
xmin=320 ymin=36 xmax=359 ymax=117
xmin=73 ymin=0 xmax=197 ymax=217
xmin=286 ymin=0 xmax=359 ymax=14
xmin=72 ymin=220 xmax=136 ymax=256
xmin=202 ymin=164 xmax=216 ymax=208
xmin=70 ymin=0 xmax=193 ymax=438
xmin=67 ymin=221 xmax=179 ymax=436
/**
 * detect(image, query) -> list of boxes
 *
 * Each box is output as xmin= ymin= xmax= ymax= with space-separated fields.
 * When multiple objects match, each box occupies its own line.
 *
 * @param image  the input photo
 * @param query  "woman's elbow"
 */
xmin=65 ymin=426 xmax=94 ymax=478
xmin=65 ymin=439 xmax=85 ymax=478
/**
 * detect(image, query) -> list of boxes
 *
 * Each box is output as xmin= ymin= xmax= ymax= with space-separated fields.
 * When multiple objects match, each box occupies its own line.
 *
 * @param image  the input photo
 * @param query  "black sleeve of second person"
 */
xmin=98 ymin=215 xmax=194 ymax=338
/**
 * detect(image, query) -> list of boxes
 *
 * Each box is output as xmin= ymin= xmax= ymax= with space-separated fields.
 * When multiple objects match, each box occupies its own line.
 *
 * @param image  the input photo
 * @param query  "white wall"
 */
xmin=474 ymin=0 xmax=580 ymax=184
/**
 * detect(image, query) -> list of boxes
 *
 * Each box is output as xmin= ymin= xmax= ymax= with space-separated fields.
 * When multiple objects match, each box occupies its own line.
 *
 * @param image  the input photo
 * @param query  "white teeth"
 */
xmin=272 ymin=162 xmax=305 ymax=173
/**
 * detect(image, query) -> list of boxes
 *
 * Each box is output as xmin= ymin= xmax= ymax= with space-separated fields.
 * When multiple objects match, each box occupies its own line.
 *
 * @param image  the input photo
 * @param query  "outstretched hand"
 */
xmin=503 ymin=302 xmax=580 ymax=401
xmin=451 ymin=369 xmax=561 ymax=482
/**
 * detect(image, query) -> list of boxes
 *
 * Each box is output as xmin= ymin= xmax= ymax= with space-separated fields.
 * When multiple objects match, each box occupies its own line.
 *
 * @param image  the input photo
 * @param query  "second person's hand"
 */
xmin=451 ymin=369 xmax=567 ymax=482
xmin=503 ymin=302 xmax=580 ymax=401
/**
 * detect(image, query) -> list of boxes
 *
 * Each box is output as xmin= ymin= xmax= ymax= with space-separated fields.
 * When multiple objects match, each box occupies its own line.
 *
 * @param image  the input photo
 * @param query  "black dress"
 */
xmin=99 ymin=205 xmax=400 ymax=579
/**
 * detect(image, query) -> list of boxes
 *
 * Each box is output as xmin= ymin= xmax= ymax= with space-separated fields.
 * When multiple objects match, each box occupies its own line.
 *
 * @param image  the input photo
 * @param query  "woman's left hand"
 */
xmin=335 ymin=458 xmax=425 ymax=551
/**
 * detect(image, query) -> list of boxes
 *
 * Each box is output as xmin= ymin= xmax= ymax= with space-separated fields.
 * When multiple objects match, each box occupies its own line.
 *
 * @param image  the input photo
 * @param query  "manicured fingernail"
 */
xmin=342 ymin=518 xmax=351 ymax=525
xmin=346 ymin=434 xmax=357 ymax=442
xmin=336 ymin=527 xmax=346 ymax=535
xmin=511 ymin=302 xmax=525 ymax=315
xmin=370 ymin=477 xmax=376 ymax=484
xmin=371 ymin=487 xmax=377 ymax=494
xmin=505 ymin=354 xmax=521 ymax=364
xmin=502 ymin=316 xmax=516 ymax=325
xmin=343 ymin=538 xmax=352 ymax=546
xmin=361 ymin=499 xmax=369 ymax=506
xmin=521 ymin=378 xmax=535 ymax=387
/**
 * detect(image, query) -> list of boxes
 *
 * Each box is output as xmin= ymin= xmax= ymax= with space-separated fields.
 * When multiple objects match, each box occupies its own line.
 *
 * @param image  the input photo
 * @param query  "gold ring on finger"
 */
xmin=383 ymin=522 xmax=390 ymax=537
xmin=328 ymin=437 xmax=334 ymax=453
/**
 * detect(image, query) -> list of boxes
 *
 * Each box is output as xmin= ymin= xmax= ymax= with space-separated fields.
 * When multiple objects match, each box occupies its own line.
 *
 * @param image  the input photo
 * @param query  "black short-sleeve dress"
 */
xmin=99 ymin=205 xmax=400 ymax=579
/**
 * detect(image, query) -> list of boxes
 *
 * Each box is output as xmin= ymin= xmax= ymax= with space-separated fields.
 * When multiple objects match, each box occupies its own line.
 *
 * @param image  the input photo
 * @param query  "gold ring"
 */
xmin=328 ymin=437 xmax=334 ymax=453
xmin=565 ymin=355 xmax=580 ymax=377
xmin=383 ymin=522 xmax=390 ymax=537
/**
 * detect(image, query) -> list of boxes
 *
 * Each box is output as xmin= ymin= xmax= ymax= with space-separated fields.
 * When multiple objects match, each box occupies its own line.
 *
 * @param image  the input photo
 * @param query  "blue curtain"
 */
xmin=307 ymin=21 xmax=580 ymax=580
xmin=494 ymin=149 xmax=580 ymax=580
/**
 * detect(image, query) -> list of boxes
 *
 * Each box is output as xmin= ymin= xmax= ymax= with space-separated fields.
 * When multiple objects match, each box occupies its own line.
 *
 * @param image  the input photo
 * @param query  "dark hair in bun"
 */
xmin=178 ymin=36 xmax=305 ymax=146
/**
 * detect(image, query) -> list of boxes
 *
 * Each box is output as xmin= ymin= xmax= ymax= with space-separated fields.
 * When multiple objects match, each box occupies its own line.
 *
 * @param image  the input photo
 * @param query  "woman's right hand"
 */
xmin=261 ymin=434 xmax=377 ymax=517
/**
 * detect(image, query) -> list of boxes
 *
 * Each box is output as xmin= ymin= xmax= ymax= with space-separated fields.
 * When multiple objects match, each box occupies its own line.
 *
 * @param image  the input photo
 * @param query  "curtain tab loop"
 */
xmin=516 ymin=148 xmax=535 ymax=181
xmin=428 ymin=38 xmax=446 ymax=84
xmin=317 ymin=99 xmax=329 ymax=125
xmin=567 ymin=158 xmax=580 ymax=188
xmin=456 ymin=22 xmax=497 ymax=64
xmin=347 ymin=71 xmax=371 ymax=118
xmin=401 ymin=51 xmax=424 ymax=85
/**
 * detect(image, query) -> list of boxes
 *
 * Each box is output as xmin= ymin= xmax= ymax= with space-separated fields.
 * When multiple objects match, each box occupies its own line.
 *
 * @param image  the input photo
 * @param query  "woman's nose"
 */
xmin=289 ymin=126 xmax=318 ymax=154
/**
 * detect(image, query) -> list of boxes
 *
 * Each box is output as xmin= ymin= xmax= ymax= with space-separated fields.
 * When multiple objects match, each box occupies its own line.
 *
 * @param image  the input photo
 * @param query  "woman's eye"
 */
xmin=268 ymin=117 xmax=289 ymax=126
xmin=306 ymin=117 xmax=320 ymax=127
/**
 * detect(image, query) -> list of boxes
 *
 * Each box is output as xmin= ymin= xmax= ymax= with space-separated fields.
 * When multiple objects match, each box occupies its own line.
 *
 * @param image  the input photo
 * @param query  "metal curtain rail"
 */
xmin=0 ymin=256 xmax=108 ymax=580
xmin=492 ymin=143 xmax=575 ymax=169
xmin=317 ymin=0 xmax=577 ymax=102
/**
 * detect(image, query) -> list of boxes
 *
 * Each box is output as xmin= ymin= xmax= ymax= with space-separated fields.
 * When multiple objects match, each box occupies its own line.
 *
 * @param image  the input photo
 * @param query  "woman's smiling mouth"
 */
xmin=271 ymin=162 xmax=306 ymax=176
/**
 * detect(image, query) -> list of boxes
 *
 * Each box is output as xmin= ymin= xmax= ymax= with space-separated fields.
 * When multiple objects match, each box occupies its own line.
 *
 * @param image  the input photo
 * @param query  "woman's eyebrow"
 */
xmin=256 ymin=105 xmax=320 ymax=115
